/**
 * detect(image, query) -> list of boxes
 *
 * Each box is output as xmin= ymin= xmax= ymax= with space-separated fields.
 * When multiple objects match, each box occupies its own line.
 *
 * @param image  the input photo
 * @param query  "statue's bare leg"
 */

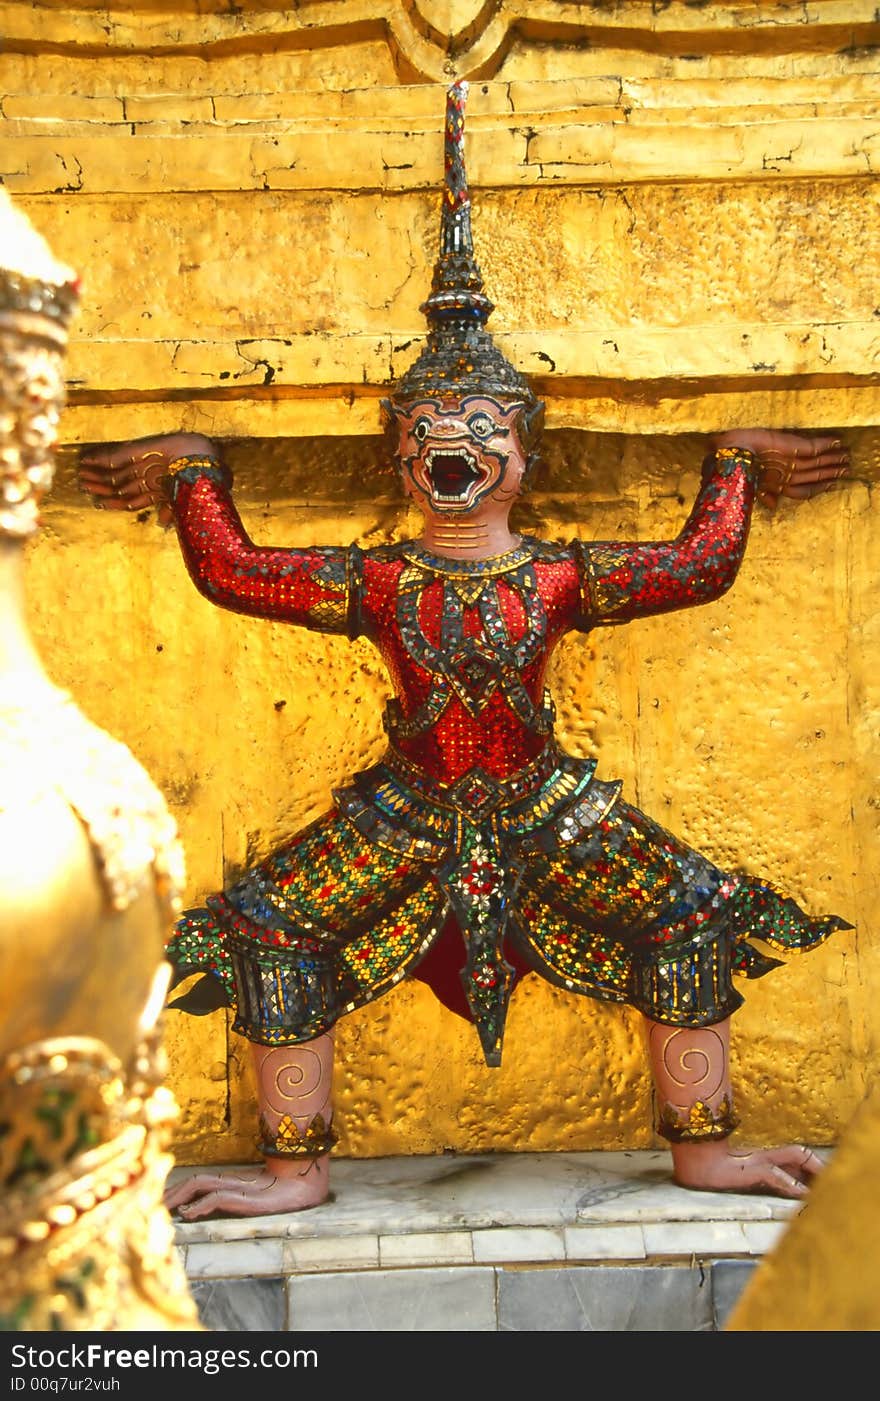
xmin=164 ymin=1032 xmax=335 ymax=1219
xmin=645 ymin=1014 xmax=824 ymax=1199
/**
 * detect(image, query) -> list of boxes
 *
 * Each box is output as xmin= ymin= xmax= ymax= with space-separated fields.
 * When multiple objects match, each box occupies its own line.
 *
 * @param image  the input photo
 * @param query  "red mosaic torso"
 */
xmin=356 ymin=546 xmax=580 ymax=783
xmin=168 ymin=450 xmax=757 ymax=790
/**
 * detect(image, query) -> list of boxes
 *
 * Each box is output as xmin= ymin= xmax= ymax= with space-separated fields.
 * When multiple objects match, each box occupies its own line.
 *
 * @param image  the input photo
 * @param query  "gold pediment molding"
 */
xmin=406 ymin=0 xmax=500 ymax=57
xmin=3 ymin=2 xmax=879 ymax=83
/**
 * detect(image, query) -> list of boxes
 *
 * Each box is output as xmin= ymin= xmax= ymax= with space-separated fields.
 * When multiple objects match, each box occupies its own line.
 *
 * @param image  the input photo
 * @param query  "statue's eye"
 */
xmin=413 ymin=417 xmax=432 ymax=443
xmin=468 ymin=413 xmax=494 ymax=439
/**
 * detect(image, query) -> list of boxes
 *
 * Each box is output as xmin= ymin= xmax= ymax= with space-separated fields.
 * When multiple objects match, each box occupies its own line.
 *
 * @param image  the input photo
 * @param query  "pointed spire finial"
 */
xmin=420 ymin=79 xmax=494 ymax=328
xmin=389 ymin=79 xmax=543 ymax=450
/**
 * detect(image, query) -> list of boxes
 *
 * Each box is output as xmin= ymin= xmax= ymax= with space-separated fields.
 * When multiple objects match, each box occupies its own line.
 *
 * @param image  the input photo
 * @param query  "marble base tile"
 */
xmin=287 ymin=1266 xmax=497 ymax=1332
xmin=283 ymin=1233 xmax=379 ymax=1273
xmin=188 ymin=1260 xmax=759 ymax=1333
xmin=742 ymin=1220 xmax=790 ymax=1255
xmin=380 ymin=1230 xmax=473 ymax=1267
xmin=564 ymin=1224 xmax=647 ymax=1261
xmin=642 ymin=1220 xmax=750 ymax=1257
xmin=575 ymin=1178 xmax=795 ymax=1225
xmin=186 ymin=1237 xmax=284 ymax=1279
xmin=472 ymin=1226 xmax=566 ymax=1263
xmin=711 ymin=1259 xmax=760 ymax=1330
xmin=498 ymin=1263 xmax=714 ymax=1332
xmin=190 ymin=1277 xmax=286 ymax=1332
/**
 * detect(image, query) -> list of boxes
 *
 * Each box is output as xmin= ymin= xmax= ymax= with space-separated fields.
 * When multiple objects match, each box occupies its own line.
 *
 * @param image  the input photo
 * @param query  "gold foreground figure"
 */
xmin=0 ymin=189 xmax=199 ymax=1329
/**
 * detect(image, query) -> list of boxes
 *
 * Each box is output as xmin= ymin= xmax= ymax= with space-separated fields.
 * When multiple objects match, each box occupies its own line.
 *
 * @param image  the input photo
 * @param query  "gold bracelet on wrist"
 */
xmin=164 ymin=454 xmax=222 ymax=479
xmin=657 ymin=1094 xmax=739 ymax=1143
xmin=703 ymin=451 xmax=762 ymax=495
xmin=257 ymin=1111 xmax=338 ymax=1158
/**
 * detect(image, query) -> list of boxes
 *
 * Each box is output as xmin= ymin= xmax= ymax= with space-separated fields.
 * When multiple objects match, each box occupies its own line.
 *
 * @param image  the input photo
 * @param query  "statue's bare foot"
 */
xmin=164 ymin=1155 xmax=329 ymax=1219
xmin=671 ymin=1140 xmax=824 ymax=1199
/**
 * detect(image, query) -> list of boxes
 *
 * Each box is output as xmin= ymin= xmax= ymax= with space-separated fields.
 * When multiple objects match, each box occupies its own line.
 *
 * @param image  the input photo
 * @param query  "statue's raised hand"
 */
xmin=78 ymin=432 xmax=216 ymax=526
xmin=708 ymin=428 xmax=850 ymax=512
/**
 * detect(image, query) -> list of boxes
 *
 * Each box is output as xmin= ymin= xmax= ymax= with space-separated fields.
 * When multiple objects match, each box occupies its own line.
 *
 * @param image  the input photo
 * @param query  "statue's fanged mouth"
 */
xmin=425 ymin=448 xmax=485 ymax=503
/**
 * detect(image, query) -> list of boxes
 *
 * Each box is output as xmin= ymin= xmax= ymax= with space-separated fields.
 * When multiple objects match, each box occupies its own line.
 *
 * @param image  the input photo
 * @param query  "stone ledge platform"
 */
xmin=171 ymin=1148 xmax=813 ymax=1333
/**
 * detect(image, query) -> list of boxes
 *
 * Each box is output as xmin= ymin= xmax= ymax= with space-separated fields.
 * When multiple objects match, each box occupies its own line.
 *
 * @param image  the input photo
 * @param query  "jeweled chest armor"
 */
xmin=382 ymin=542 xmax=555 ymax=742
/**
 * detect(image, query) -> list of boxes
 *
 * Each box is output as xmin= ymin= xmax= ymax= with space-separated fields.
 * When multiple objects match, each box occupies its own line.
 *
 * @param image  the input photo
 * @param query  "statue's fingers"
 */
xmin=790 ymin=433 xmax=846 ymax=457
xmin=91 ymin=492 xmax=155 ymax=513
xmin=788 ymin=466 xmax=848 ymax=487
xmin=175 ymin=1191 xmax=231 ymax=1220
xmin=77 ymin=464 xmax=119 ymax=486
xmin=164 ymin=1171 xmax=261 ymax=1210
xmin=814 ymin=446 xmax=850 ymax=465
xmin=163 ymin=1172 xmax=231 ymax=1209
xmin=176 ymin=1187 xmax=265 ymax=1220
xmin=78 ymin=445 xmax=116 ymax=466
xmin=785 ymin=468 xmax=849 ymax=497
xmin=113 ymin=475 xmax=155 ymax=500
xmin=77 ymin=466 xmax=139 ymax=490
xmin=764 ymin=1163 xmax=810 ymax=1198
xmin=766 ymin=1145 xmax=824 ymax=1180
xmin=78 ymin=447 xmax=135 ymax=472
xmin=77 ymin=474 xmax=114 ymax=495
xmin=791 ymin=460 xmax=849 ymax=480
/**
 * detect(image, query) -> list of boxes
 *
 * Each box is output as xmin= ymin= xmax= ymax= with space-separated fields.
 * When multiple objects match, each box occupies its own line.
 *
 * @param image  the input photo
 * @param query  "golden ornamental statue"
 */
xmin=0 ymin=189 xmax=199 ymax=1331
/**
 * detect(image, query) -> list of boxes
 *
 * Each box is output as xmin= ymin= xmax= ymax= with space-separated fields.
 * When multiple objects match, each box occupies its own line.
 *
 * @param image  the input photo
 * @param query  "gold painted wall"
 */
xmin=2 ymin=2 xmax=878 ymax=1166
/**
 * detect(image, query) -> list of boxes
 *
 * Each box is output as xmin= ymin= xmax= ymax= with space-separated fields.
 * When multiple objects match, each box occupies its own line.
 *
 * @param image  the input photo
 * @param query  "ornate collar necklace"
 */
xmin=403 ymin=537 xmax=534 ymax=577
